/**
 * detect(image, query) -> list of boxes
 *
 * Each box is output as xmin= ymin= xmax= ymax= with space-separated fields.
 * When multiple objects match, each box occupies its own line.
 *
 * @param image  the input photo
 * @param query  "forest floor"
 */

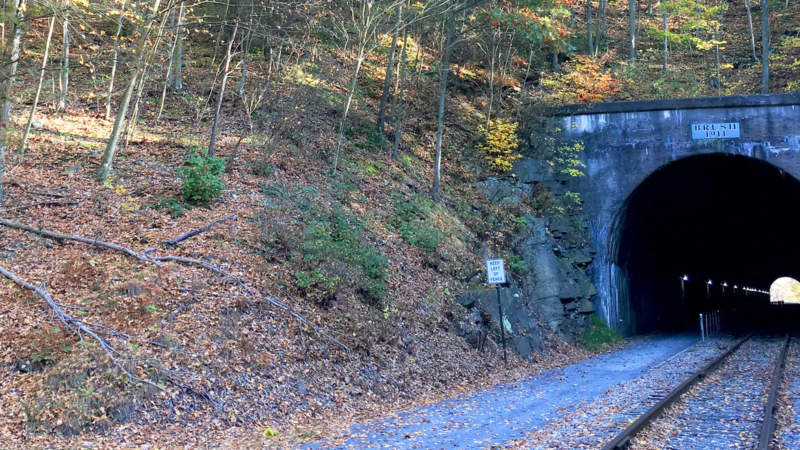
xmin=0 ymin=42 xmax=602 ymax=448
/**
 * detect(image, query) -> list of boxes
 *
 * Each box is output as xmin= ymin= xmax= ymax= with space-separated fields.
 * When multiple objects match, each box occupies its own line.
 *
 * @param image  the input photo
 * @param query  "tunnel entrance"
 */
xmin=611 ymin=154 xmax=800 ymax=335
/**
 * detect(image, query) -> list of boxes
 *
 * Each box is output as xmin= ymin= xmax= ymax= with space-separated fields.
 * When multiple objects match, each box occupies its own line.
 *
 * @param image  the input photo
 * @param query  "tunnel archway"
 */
xmin=609 ymin=154 xmax=800 ymax=335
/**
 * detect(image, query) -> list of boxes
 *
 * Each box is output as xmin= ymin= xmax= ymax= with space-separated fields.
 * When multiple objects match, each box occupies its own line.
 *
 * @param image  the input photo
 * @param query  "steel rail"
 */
xmin=756 ymin=334 xmax=791 ymax=450
xmin=601 ymin=334 xmax=752 ymax=450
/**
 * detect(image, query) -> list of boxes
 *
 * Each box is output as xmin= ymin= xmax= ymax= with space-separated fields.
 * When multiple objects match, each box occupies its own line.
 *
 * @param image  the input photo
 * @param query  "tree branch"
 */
xmin=163 ymin=214 xmax=237 ymax=246
xmin=0 ymin=262 xmax=164 ymax=392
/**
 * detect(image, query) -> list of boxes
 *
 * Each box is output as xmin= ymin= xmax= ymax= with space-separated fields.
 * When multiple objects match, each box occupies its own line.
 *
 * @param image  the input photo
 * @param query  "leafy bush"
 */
xmin=391 ymin=194 xmax=441 ymax=253
xmin=478 ymin=119 xmax=522 ymax=173
xmin=583 ymin=314 xmax=621 ymax=351
xmin=178 ymin=151 xmax=226 ymax=205
xmin=152 ymin=196 xmax=187 ymax=218
xmin=298 ymin=209 xmax=388 ymax=306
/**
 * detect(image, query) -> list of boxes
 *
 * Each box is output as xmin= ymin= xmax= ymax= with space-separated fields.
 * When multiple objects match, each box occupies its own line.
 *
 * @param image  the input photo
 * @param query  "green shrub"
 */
xmin=391 ymin=194 xmax=441 ymax=253
xmin=178 ymin=151 xmax=226 ymax=205
xmin=152 ymin=196 xmax=187 ymax=218
xmin=298 ymin=209 xmax=388 ymax=306
xmin=583 ymin=314 xmax=621 ymax=351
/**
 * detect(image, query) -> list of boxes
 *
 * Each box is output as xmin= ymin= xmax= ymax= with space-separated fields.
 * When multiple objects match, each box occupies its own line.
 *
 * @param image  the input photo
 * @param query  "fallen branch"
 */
xmin=0 ymin=217 xmax=350 ymax=353
xmin=0 ymin=217 xmax=159 ymax=265
xmin=163 ymin=215 xmax=237 ymax=246
xmin=6 ymin=181 xmax=68 ymax=198
xmin=154 ymin=255 xmax=350 ymax=352
xmin=152 ymin=255 xmax=242 ymax=282
xmin=0 ymin=201 xmax=78 ymax=212
xmin=0 ymin=262 xmax=163 ymax=391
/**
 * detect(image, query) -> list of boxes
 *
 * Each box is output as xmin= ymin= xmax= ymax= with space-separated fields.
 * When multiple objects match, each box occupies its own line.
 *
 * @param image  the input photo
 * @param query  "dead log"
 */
xmin=0 ymin=216 xmax=350 ymax=353
xmin=0 ymin=217 xmax=159 ymax=264
xmin=0 ymin=201 xmax=77 ymax=212
xmin=163 ymin=214 xmax=237 ymax=246
xmin=0 ymin=262 xmax=163 ymax=391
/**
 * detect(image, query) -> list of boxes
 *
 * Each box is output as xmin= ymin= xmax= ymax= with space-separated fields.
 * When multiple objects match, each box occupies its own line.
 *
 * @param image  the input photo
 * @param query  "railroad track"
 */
xmin=602 ymin=334 xmax=790 ymax=449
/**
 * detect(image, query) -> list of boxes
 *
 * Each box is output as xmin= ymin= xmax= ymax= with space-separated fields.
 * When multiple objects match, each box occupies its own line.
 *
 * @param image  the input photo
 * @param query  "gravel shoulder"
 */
xmin=307 ymin=334 xmax=726 ymax=448
xmin=776 ymin=337 xmax=800 ymax=449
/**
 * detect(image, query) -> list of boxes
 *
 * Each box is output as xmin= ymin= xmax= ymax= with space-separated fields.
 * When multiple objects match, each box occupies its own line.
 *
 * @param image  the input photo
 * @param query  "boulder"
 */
xmin=513 ymin=158 xmax=554 ymax=183
xmin=476 ymin=178 xmax=525 ymax=205
xmin=577 ymin=298 xmax=596 ymax=314
xmin=454 ymin=287 xmax=544 ymax=360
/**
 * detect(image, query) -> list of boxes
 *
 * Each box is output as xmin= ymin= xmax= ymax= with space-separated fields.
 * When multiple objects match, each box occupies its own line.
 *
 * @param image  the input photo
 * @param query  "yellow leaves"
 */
xmin=478 ymin=119 xmax=521 ymax=173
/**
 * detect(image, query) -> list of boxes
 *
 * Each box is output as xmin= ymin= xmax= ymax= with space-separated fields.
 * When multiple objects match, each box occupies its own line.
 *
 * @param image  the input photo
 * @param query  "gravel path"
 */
xmin=630 ymin=337 xmax=783 ymax=449
xmin=307 ymin=334 xmax=734 ymax=448
xmin=776 ymin=337 xmax=800 ymax=449
xmin=521 ymin=335 xmax=733 ymax=448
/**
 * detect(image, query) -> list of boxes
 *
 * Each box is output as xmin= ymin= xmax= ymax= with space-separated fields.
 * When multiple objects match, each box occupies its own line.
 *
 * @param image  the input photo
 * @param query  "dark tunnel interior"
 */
xmin=612 ymin=154 xmax=800 ymax=335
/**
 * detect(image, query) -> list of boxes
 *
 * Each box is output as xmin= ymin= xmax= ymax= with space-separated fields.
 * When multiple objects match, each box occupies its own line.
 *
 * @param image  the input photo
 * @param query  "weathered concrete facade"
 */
xmin=554 ymin=94 xmax=800 ymax=333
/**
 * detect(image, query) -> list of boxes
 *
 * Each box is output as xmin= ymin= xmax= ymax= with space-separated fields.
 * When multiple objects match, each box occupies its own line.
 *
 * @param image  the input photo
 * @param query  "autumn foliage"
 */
xmin=478 ymin=119 xmax=522 ymax=173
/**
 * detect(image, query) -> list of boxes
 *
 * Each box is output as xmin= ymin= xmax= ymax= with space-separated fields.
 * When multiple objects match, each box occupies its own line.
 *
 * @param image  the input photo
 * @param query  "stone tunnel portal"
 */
xmin=610 ymin=154 xmax=800 ymax=335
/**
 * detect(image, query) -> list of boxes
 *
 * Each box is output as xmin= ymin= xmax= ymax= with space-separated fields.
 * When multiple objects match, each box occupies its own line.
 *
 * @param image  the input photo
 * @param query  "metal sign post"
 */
xmin=486 ymin=258 xmax=507 ymax=364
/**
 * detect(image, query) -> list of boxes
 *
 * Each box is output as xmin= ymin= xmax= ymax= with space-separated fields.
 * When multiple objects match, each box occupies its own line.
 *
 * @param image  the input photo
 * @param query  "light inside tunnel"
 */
xmin=610 ymin=154 xmax=800 ymax=334
xmin=770 ymin=277 xmax=800 ymax=304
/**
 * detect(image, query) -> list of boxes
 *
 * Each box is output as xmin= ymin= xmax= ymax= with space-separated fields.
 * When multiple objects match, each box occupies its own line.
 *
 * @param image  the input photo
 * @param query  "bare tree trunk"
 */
xmin=208 ymin=21 xmax=238 ymax=158
xmin=594 ymin=0 xmax=606 ymax=51
xmin=98 ymin=0 xmax=162 ymax=181
xmin=587 ymin=0 xmax=594 ymax=56
xmin=517 ymin=48 xmax=533 ymax=121
xmin=376 ymin=1 xmax=402 ymax=135
xmin=173 ymin=1 xmax=184 ymax=90
xmin=486 ymin=30 xmax=497 ymax=130
xmin=239 ymin=13 xmax=253 ymax=97
xmin=58 ymin=4 xmax=70 ymax=112
xmin=106 ymin=0 xmax=129 ymax=120
xmin=332 ymin=46 xmax=365 ymax=174
xmin=158 ymin=3 xmax=184 ymax=121
xmin=760 ymin=0 xmax=769 ymax=94
xmin=629 ymin=0 xmax=636 ymax=63
xmin=745 ymin=0 xmax=757 ymax=61
xmin=20 ymin=16 xmax=56 ymax=154
xmin=392 ymin=1 xmax=410 ymax=162
xmin=551 ymin=51 xmax=560 ymax=73
xmin=0 ymin=0 xmax=24 ymax=203
xmin=662 ymin=11 xmax=668 ymax=70
xmin=432 ymin=17 xmax=453 ymax=203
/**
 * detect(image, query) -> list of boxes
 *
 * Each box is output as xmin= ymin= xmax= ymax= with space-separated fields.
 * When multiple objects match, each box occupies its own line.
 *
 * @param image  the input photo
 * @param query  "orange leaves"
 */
xmin=541 ymin=55 xmax=621 ymax=103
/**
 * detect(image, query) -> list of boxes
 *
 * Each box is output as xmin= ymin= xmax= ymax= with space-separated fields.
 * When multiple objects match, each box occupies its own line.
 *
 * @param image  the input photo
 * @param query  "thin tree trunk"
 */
xmin=416 ymin=30 xmax=424 ymax=75
xmin=332 ymin=47 xmax=365 ymax=174
xmin=21 ymin=16 xmax=56 ymax=154
xmin=376 ymin=1 xmax=402 ymax=135
xmin=663 ymin=11 xmax=668 ymax=69
xmin=239 ymin=14 xmax=252 ymax=97
xmin=106 ymin=0 xmax=129 ymax=120
xmin=124 ymin=9 xmax=169 ymax=148
xmin=517 ymin=48 xmax=534 ymax=121
xmin=486 ymin=30 xmax=497 ymax=131
xmin=629 ymin=0 xmax=636 ymax=63
xmin=587 ymin=0 xmax=594 ymax=56
xmin=745 ymin=0 xmax=757 ymax=61
xmin=594 ymin=0 xmax=606 ymax=51
xmin=58 ymin=7 xmax=69 ymax=112
xmin=98 ymin=0 xmax=162 ymax=181
xmin=432 ymin=18 xmax=453 ymax=203
xmin=173 ymin=1 xmax=184 ymax=90
xmin=498 ymin=35 xmax=514 ymax=111
xmin=208 ymin=21 xmax=237 ymax=158
xmin=392 ymin=2 xmax=410 ymax=161
xmin=760 ymin=0 xmax=769 ymax=94
xmin=0 ymin=0 xmax=25 ymax=203
xmin=159 ymin=2 xmax=184 ymax=121
xmin=551 ymin=51 xmax=560 ymax=73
